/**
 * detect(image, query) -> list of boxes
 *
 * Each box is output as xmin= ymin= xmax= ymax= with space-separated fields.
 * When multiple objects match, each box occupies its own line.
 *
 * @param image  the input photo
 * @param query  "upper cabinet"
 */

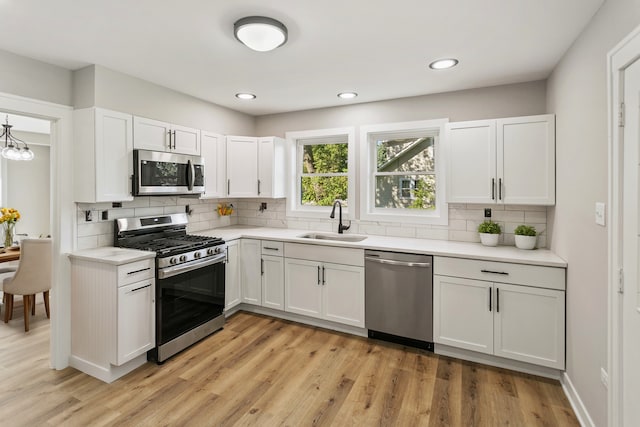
xmin=133 ymin=116 xmax=201 ymax=156
xmin=74 ymin=108 xmax=134 ymax=203
xmin=200 ymin=131 xmax=226 ymax=199
xmin=446 ymin=114 xmax=555 ymax=205
xmin=226 ymin=136 xmax=286 ymax=198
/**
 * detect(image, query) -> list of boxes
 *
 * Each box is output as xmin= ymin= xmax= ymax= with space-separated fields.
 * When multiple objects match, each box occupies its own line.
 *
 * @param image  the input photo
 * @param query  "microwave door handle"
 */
xmin=186 ymin=159 xmax=193 ymax=191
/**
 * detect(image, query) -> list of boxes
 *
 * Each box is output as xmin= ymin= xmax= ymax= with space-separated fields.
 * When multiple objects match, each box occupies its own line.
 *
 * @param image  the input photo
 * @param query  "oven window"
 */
xmin=157 ymin=261 xmax=225 ymax=344
xmin=140 ymin=160 xmax=189 ymax=187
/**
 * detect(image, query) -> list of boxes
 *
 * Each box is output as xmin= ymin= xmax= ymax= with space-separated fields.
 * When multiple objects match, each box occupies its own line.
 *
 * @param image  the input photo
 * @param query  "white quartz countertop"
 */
xmin=68 ymin=247 xmax=156 ymax=265
xmin=197 ymin=226 xmax=567 ymax=268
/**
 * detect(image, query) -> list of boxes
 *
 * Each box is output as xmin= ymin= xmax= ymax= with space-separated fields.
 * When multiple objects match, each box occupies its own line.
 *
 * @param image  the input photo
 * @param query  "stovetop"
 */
xmin=124 ymin=235 xmax=225 ymax=255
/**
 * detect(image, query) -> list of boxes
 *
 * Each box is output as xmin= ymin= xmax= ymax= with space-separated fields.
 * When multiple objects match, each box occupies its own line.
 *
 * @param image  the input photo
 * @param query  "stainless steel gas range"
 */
xmin=114 ymin=213 xmax=225 ymax=363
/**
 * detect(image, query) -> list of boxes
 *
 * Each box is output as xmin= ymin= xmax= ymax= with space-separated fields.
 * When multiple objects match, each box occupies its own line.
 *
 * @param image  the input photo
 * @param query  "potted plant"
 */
xmin=514 ymin=225 xmax=537 ymax=250
xmin=477 ymin=220 xmax=501 ymax=247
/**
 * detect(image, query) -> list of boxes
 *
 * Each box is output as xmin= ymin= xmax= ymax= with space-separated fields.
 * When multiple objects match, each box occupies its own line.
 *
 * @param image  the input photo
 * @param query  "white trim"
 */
xmin=0 ymin=92 xmax=75 ymax=370
xmin=607 ymin=22 xmax=640 ymax=427
xmin=285 ymin=127 xmax=356 ymax=220
xmin=69 ymin=354 xmax=148 ymax=384
xmin=561 ymin=372 xmax=596 ymax=427
xmin=359 ymin=118 xmax=448 ymax=225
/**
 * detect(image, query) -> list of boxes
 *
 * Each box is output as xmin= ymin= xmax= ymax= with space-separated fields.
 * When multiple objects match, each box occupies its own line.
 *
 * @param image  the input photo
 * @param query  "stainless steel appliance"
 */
xmin=115 ymin=213 xmax=225 ymax=363
xmin=365 ymin=249 xmax=433 ymax=350
xmin=133 ymin=149 xmax=205 ymax=196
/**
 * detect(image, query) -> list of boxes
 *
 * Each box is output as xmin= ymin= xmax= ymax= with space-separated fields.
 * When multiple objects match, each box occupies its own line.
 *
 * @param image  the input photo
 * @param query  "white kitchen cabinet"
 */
xmin=446 ymin=114 xmax=555 ymax=205
xmin=200 ymin=131 xmax=227 ymax=199
xmin=225 ymin=240 xmax=241 ymax=310
xmin=226 ymin=136 xmax=286 ymax=198
xmin=261 ymin=240 xmax=285 ymax=310
xmin=69 ymin=251 xmax=156 ymax=383
xmin=73 ymin=107 xmax=134 ymax=202
xmin=240 ymin=239 xmax=262 ymax=305
xmin=433 ymin=256 xmax=565 ymax=369
xmin=284 ymin=243 xmax=365 ymax=328
xmin=133 ymin=116 xmax=200 ymax=155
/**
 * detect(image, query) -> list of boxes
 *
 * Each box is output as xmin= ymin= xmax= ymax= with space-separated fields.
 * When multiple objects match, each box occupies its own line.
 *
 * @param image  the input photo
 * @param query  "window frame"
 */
xmin=285 ymin=127 xmax=356 ymax=219
xmin=359 ymin=119 xmax=448 ymax=224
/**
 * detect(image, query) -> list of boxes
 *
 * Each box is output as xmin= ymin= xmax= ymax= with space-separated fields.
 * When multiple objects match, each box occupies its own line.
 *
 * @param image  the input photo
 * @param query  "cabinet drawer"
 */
xmin=434 ymin=256 xmax=565 ymax=291
xmin=261 ymin=240 xmax=284 ymax=256
xmin=284 ymin=243 xmax=364 ymax=267
xmin=117 ymin=259 xmax=155 ymax=286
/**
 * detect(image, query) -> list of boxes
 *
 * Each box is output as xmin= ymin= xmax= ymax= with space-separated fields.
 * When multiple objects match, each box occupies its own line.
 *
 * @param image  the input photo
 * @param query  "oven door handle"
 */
xmin=157 ymin=252 xmax=226 ymax=279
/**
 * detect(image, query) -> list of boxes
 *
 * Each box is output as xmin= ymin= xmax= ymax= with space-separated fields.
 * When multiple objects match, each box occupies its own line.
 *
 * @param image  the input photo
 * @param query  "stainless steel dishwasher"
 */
xmin=365 ymin=250 xmax=433 ymax=350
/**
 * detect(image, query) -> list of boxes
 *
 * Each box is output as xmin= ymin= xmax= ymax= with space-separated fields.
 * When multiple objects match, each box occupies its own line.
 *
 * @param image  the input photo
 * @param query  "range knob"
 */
xmin=207 ymin=248 xmax=215 ymax=256
xmin=169 ymin=257 xmax=177 ymax=265
xmin=179 ymin=255 xmax=187 ymax=262
xmin=194 ymin=251 xmax=202 ymax=259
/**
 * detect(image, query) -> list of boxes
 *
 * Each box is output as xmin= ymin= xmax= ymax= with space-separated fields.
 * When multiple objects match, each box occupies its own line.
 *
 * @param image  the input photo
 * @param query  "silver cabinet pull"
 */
xmin=257 ymin=179 xmax=261 ymax=195
xmin=167 ymin=130 xmax=172 ymax=150
xmin=227 ymin=179 xmax=230 ymax=195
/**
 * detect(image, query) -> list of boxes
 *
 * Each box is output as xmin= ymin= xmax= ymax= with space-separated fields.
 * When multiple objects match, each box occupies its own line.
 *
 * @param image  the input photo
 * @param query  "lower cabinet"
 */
xmin=225 ymin=239 xmax=241 ymax=310
xmin=261 ymin=240 xmax=285 ymax=310
xmin=284 ymin=243 xmax=365 ymax=328
xmin=433 ymin=256 xmax=566 ymax=369
xmin=241 ymin=239 xmax=262 ymax=305
xmin=117 ymin=280 xmax=155 ymax=365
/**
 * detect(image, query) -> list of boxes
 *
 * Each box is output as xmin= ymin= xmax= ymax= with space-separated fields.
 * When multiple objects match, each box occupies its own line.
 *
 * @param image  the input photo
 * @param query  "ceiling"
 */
xmin=0 ymin=0 xmax=604 ymax=116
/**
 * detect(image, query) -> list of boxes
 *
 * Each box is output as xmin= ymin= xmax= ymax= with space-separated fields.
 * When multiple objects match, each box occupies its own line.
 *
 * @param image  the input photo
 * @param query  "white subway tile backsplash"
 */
xmin=492 ymin=210 xmax=525 ymax=222
xmin=385 ymin=226 xmax=416 ymax=238
xmin=525 ymin=211 xmax=547 ymax=223
xmin=134 ymin=207 xmax=165 ymax=217
xmin=416 ymin=228 xmax=449 ymax=240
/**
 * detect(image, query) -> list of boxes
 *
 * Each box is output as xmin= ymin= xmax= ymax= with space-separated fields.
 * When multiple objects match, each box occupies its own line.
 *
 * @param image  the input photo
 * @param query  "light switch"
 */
xmin=595 ymin=202 xmax=606 ymax=226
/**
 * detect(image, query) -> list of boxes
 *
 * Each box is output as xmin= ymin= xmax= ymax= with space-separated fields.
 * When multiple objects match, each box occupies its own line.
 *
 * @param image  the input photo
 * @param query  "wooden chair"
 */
xmin=2 ymin=239 xmax=52 ymax=332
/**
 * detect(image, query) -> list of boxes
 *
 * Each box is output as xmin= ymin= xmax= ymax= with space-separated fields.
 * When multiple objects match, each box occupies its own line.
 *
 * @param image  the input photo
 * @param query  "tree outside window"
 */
xmin=300 ymin=142 xmax=349 ymax=206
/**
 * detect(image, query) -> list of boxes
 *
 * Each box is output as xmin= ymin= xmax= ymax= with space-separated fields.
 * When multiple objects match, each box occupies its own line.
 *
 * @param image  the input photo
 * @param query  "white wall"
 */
xmin=0 ymin=49 xmax=73 ymax=106
xmin=546 ymin=0 xmax=640 ymax=425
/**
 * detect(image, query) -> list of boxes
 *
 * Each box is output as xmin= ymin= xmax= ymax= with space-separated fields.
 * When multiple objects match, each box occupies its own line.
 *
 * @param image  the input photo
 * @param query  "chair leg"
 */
xmin=3 ymin=294 xmax=12 ymax=323
xmin=23 ymin=295 xmax=30 ymax=332
xmin=31 ymin=295 xmax=35 ymax=316
xmin=44 ymin=291 xmax=50 ymax=319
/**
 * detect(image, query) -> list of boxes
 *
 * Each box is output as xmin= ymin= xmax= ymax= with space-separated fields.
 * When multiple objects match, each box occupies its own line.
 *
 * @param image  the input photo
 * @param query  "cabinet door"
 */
xmin=262 ymin=254 xmax=284 ymax=310
xmin=172 ymin=124 xmax=201 ymax=155
xmin=258 ymin=138 xmax=274 ymax=198
xmin=433 ymin=275 xmax=493 ymax=354
xmin=225 ymin=240 xmax=241 ymax=310
xmin=284 ymin=258 xmax=323 ymax=319
xmin=227 ymin=136 xmax=258 ymax=197
xmin=96 ymin=109 xmax=134 ymax=202
xmin=446 ymin=120 xmax=497 ymax=204
xmin=240 ymin=239 xmax=262 ymax=305
xmin=498 ymin=114 xmax=555 ymax=205
xmin=493 ymin=283 xmax=565 ymax=369
xmin=200 ymin=131 xmax=226 ymax=199
xmin=322 ymin=263 xmax=364 ymax=327
xmin=116 ymin=280 xmax=155 ymax=365
xmin=133 ymin=116 xmax=171 ymax=152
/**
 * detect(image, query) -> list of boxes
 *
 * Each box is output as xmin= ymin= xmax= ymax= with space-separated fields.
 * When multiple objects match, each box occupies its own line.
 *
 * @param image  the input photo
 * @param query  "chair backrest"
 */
xmin=3 ymin=238 xmax=52 ymax=295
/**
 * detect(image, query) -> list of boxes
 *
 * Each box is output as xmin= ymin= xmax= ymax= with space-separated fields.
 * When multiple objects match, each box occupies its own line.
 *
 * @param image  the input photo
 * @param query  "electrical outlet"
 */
xmin=85 ymin=210 xmax=92 ymax=222
xmin=600 ymin=367 xmax=609 ymax=388
xmin=185 ymin=204 xmax=193 ymax=216
xmin=484 ymin=208 xmax=492 ymax=218
xmin=260 ymin=202 xmax=267 ymax=212
xmin=595 ymin=202 xmax=606 ymax=226
xmin=112 ymin=202 xmax=122 ymax=208
xmin=102 ymin=210 xmax=109 ymax=221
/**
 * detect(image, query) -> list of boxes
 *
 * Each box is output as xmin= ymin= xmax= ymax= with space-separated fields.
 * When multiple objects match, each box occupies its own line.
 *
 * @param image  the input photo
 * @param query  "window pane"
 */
xmin=375 ymin=175 xmax=435 ymax=210
xmin=302 ymin=143 xmax=348 ymax=173
xmin=301 ymin=176 xmax=348 ymax=206
xmin=376 ymin=137 xmax=434 ymax=173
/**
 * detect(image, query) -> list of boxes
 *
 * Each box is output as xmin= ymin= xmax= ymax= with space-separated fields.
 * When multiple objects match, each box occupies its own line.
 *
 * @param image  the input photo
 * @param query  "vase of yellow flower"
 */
xmin=0 ymin=207 xmax=20 ymax=248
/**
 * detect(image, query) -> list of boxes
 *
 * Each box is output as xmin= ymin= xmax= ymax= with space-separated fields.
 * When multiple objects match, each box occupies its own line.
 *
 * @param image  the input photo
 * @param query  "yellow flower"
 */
xmin=0 ymin=207 xmax=20 ymax=224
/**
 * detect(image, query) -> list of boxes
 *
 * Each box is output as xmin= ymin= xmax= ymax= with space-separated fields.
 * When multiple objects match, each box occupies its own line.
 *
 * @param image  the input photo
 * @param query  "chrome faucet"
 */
xmin=329 ymin=200 xmax=351 ymax=234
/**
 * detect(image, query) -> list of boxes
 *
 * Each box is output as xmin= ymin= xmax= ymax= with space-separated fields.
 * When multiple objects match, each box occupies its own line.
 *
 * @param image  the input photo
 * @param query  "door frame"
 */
xmin=0 ymin=91 xmax=75 ymax=370
xmin=608 ymin=23 xmax=640 ymax=427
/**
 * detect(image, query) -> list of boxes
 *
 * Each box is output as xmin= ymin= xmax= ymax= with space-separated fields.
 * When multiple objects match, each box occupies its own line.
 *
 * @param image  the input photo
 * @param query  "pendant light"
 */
xmin=234 ymin=16 xmax=288 ymax=52
xmin=1 ymin=115 xmax=35 ymax=161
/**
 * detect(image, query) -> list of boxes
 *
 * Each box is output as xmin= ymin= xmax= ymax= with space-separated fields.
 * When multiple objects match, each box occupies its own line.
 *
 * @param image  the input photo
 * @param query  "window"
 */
xmin=286 ymin=127 xmax=356 ymax=218
xmin=360 ymin=119 xmax=448 ymax=224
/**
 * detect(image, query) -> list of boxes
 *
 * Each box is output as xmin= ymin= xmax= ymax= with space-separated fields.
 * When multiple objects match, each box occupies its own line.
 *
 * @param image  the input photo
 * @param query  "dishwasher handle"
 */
xmin=365 ymin=256 xmax=431 ymax=268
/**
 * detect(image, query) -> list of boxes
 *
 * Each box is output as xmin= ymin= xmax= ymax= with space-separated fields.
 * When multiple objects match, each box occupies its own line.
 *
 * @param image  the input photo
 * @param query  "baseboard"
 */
xmin=69 ymin=354 xmax=148 ymax=384
xmin=561 ymin=372 xmax=595 ymax=427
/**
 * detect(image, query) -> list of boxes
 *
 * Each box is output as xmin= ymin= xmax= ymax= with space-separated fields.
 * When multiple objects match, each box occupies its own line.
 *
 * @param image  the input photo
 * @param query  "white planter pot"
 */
xmin=479 ymin=233 xmax=499 ymax=247
xmin=515 ymin=235 xmax=537 ymax=250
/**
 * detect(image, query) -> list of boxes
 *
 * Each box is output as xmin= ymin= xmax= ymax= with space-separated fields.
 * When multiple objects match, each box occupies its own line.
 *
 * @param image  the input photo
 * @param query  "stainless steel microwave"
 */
xmin=133 ymin=149 xmax=204 ymax=196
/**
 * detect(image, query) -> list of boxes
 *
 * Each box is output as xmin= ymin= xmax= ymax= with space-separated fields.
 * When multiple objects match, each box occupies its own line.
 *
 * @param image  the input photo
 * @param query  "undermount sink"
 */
xmin=298 ymin=232 xmax=368 ymax=243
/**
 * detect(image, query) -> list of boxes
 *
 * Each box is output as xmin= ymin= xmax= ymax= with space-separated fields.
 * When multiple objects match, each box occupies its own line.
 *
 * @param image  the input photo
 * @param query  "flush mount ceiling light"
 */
xmin=0 ymin=115 xmax=34 ymax=161
xmin=429 ymin=58 xmax=459 ymax=70
xmin=234 ymin=16 xmax=288 ymax=52
xmin=235 ymin=93 xmax=256 ymax=100
xmin=337 ymin=92 xmax=358 ymax=99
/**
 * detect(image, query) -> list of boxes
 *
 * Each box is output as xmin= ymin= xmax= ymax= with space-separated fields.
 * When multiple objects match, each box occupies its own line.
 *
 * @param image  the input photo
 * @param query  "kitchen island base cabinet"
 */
xmin=433 ymin=256 xmax=565 ymax=370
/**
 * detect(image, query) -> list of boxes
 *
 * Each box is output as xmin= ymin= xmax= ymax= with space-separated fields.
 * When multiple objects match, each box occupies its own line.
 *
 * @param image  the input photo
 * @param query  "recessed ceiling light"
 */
xmin=234 ymin=16 xmax=288 ymax=52
xmin=429 ymin=58 xmax=459 ymax=70
xmin=235 ymin=93 xmax=256 ymax=100
xmin=337 ymin=92 xmax=358 ymax=99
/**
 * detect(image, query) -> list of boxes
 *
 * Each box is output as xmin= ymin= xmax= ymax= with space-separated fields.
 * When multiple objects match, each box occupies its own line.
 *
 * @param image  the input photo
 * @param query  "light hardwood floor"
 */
xmin=0 ymin=309 xmax=579 ymax=426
